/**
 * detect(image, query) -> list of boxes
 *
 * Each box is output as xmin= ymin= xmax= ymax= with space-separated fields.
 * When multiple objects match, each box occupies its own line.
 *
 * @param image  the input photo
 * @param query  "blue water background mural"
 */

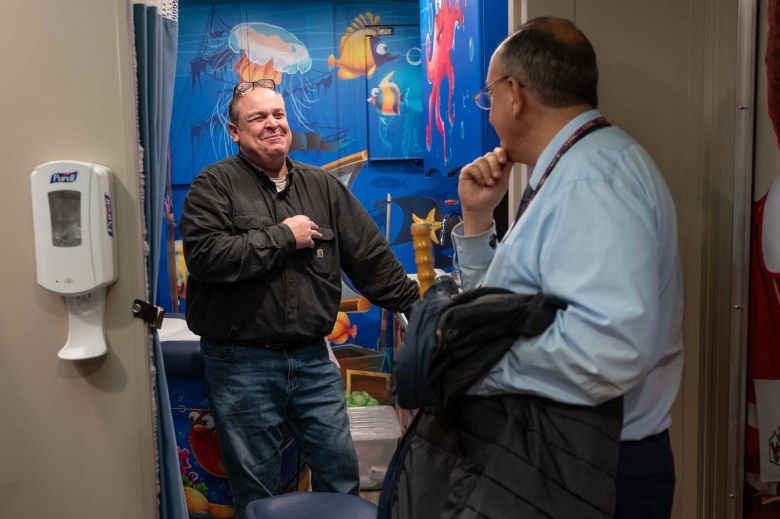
xmin=161 ymin=0 xmax=465 ymax=364
xmin=160 ymin=0 xmax=505 ymax=344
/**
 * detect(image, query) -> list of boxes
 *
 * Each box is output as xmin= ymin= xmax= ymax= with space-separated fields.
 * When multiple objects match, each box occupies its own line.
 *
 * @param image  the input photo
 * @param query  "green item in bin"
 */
xmin=346 ymin=390 xmax=376 ymax=407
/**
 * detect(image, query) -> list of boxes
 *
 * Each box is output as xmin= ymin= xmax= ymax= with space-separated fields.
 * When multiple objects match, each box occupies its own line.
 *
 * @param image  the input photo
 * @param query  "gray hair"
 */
xmin=497 ymin=16 xmax=599 ymax=108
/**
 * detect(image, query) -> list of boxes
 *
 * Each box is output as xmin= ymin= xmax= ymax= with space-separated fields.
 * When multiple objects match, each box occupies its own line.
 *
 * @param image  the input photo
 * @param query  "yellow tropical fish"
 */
xmin=175 ymin=239 xmax=188 ymax=299
xmin=327 ymin=12 xmax=398 ymax=80
xmin=368 ymin=71 xmax=402 ymax=116
xmin=327 ymin=312 xmax=358 ymax=344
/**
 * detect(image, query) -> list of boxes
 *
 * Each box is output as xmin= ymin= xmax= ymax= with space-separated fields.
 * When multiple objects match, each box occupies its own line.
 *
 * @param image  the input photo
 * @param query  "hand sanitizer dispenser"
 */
xmin=31 ymin=160 xmax=118 ymax=360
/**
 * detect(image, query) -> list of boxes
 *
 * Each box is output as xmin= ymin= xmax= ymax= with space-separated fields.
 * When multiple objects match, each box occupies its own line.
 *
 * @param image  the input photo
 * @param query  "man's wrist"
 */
xmin=462 ymin=210 xmax=494 ymax=236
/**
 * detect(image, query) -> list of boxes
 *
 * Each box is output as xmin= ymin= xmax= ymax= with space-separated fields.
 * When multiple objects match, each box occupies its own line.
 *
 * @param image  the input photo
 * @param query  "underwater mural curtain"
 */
xmin=132 ymin=1 xmax=185 ymax=517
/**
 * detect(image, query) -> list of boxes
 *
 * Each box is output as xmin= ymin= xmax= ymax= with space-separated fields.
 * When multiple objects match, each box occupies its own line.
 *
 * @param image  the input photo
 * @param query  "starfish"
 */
xmin=412 ymin=208 xmax=443 ymax=243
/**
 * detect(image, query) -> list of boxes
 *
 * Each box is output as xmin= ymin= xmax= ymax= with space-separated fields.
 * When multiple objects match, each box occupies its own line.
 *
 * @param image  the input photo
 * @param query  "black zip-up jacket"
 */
xmin=382 ymin=287 xmax=622 ymax=519
xmin=180 ymin=153 xmax=419 ymax=343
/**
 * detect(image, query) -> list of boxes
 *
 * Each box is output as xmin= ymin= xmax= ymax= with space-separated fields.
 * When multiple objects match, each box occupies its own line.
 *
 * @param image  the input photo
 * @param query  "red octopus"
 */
xmin=425 ymin=0 xmax=464 ymax=164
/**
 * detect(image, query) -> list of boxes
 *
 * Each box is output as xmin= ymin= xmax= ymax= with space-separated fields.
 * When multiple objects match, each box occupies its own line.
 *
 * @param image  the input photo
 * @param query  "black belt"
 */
xmin=234 ymin=340 xmax=299 ymax=352
xmin=237 ymin=339 xmax=323 ymax=352
xmin=262 ymin=341 xmax=297 ymax=352
xmin=621 ymin=429 xmax=670 ymax=445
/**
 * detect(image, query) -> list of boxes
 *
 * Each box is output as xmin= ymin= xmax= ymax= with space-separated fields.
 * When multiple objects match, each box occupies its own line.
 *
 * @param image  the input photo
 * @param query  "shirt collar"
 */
xmin=237 ymin=153 xmax=297 ymax=187
xmin=529 ymin=108 xmax=603 ymax=189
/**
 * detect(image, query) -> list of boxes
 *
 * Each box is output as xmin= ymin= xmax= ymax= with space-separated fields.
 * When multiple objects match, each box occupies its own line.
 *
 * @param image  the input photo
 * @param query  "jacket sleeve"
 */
xmin=334 ymin=182 xmax=420 ymax=314
xmin=180 ymin=170 xmax=295 ymax=283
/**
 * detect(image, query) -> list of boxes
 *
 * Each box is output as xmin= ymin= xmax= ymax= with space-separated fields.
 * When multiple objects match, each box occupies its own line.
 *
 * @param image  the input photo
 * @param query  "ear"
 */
xmin=509 ymin=78 xmax=524 ymax=118
xmin=228 ymin=122 xmax=240 ymax=143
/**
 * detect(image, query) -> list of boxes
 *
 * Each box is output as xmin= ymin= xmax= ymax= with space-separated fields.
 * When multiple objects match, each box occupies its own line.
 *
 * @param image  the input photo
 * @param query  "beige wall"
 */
xmin=0 ymin=1 xmax=157 ymax=518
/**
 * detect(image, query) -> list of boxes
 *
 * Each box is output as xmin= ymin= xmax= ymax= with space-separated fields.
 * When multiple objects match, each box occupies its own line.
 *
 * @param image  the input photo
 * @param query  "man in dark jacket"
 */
xmin=180 ymin=78 xmax=419 ymax=518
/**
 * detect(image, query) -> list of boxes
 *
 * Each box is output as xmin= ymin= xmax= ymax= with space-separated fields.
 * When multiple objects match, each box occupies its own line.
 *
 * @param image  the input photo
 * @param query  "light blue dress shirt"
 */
xmin=452 ymin=109 xmax=684 ymax=440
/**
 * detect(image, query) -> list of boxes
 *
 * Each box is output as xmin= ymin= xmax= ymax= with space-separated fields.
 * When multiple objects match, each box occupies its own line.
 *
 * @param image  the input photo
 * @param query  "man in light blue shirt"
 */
xmin=454 ymin=16 xmax=683 ymax=519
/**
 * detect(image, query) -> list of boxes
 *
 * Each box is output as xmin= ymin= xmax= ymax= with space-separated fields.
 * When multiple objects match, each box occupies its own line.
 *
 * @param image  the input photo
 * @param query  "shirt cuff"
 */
xmin=274 ymin=223 xmax=297 ymax=251
xmin=451 ymin=221 xmax=497 ymax=270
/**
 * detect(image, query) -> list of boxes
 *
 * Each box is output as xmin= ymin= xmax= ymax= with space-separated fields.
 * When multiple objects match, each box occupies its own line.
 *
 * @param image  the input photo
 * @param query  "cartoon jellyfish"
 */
xmin=228 ymin=22 xmax=317 ymax=128
xmin=229 ymin=22 xmax=311 ymax=85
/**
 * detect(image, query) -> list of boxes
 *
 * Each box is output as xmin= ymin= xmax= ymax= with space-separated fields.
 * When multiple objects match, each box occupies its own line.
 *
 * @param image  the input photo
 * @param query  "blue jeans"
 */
xmin=200 ymin=338 xmax=359 ymax=518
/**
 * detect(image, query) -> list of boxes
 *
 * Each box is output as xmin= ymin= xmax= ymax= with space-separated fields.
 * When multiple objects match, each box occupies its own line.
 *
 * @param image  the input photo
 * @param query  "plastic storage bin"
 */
xmin=347 ymin=406 xmax=402 ymax=489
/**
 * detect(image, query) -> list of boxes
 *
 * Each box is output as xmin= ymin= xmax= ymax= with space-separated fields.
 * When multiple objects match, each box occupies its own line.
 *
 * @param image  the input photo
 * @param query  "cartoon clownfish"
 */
xmin=368 ymin=71 xmax=403 ymax=116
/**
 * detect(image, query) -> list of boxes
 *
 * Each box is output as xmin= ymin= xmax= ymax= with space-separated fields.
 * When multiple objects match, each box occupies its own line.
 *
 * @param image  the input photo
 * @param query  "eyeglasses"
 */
xmin=472 ymin=76 xmax=511 ymax=110
xmin=233 ymin=79 xmax=276 ymax=97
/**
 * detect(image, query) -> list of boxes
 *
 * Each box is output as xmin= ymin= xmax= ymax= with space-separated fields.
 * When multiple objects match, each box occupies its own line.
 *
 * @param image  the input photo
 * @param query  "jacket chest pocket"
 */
xmin=234 ymin=213 xmax=274 ymax=231
xmin=310 ymin=226 xmax=335 ymax=276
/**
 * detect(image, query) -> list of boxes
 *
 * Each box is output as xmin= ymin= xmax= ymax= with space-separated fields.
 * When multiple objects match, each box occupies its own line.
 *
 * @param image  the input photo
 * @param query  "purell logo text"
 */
xmin=50 ymin=171 xmax=78 ymax=183
xmin=104 ymin=194 xmax=114 ymax=237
